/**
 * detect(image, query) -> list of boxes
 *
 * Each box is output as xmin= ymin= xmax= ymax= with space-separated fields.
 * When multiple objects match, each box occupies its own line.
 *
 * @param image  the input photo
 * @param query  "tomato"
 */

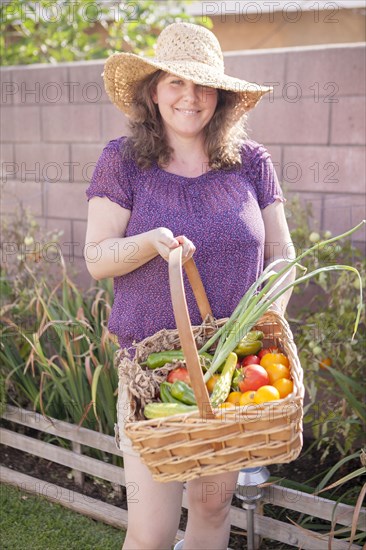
xmin=226 ymin=391 xmax=242 ymax=405
xmin=238 ymin=365 xmax=269 ymax=392
xmin=273 ymin=378 xmax=293 ymax=398
xmin=254 ymin=385 xmax=280 ymax=404
xmin=319 ymin=357 xmax=332 ymax=370
xmin=264 ymin=363 xmax=291 ymax=384
xmin=206 ymin=374 xmax=220 ymax=393
xmin=239 ymin=390 xmax=256 ymax=405
xmin=167 ymin=367 xmax=191 ymax=385
xmin=241 ymin=355 xmax=260 ymax=366
xmin=218 ymin=402 xmax=235 ymax=409
xmin=257 ymin=347 xmax=279 ymax=360
xmin=260 ymin=352 xmax=289 ymax=369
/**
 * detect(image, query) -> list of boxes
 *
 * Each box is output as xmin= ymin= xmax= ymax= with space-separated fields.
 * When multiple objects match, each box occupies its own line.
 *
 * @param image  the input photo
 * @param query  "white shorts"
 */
xmin=114 ymin=378 xmax=139 ymax=457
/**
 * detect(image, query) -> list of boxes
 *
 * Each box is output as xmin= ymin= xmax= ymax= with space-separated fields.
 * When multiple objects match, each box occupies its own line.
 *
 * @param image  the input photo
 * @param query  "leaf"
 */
xmin=91 ymin=364 xmax=103 ymax=423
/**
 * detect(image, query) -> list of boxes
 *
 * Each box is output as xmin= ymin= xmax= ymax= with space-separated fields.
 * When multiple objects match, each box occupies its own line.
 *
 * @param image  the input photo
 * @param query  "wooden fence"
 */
xmin=1 ymin=405 xmax=364 ymax=549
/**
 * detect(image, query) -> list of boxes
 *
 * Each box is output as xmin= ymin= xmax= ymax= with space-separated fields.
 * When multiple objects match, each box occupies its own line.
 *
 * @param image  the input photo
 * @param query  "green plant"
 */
xmin=1 ymin=209 xmax=118 ymax=437
xmin=1 ymin=269 xmax=119 ymax=433
xmin=287 ymin=196 xmax=366 ymax=460
xmin=2 ymin=0 xmax=210 ymax=65
xmin=2 ymin=0 xmax=109 ymax=65
xmin=106 ymin=0 xmax=212 ymax=56
xmin=299 ymin=450 xmax=366 ymax=547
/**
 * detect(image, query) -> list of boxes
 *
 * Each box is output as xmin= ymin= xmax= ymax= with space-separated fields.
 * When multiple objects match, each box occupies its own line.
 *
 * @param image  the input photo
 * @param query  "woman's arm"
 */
xmin=84 ymin=197 xmax=195 ymax=280
xmin=262 ymin=200 xmax=296 ymax=314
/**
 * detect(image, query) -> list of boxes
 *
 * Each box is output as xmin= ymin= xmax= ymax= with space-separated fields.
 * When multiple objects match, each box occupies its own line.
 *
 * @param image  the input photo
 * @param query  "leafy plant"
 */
xmin=287 ymin=196 xmax=366 ymax=460
xmin=2 ymin=0 xmax=211 ymax=65
xmin=1 ymin=208 xmax=118 ymax=436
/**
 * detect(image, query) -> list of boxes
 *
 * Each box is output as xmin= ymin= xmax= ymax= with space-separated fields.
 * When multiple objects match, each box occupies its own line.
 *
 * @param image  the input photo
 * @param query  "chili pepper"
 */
xmin=170 ymin=380 xmax=197 ymax=406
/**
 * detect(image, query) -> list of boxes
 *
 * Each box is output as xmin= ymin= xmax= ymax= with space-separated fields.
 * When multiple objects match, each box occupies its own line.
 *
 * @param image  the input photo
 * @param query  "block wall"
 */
xmin=1 ymin=42 xmax=365 ymax=288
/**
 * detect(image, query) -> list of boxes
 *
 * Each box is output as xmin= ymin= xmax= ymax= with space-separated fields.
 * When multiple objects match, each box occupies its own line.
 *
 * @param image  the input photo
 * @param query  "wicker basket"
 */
xmin=122 ymin=247 xmax=304 ymax=482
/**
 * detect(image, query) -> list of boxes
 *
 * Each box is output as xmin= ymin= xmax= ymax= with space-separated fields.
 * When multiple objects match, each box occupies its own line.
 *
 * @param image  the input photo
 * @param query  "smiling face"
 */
xmin=152 ymin=73 xmax=218 ymax=143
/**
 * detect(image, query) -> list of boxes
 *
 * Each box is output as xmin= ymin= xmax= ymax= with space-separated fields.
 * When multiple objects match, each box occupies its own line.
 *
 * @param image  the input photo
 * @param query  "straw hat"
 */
xmin=103 ymin=22 xmax=272 ymax=119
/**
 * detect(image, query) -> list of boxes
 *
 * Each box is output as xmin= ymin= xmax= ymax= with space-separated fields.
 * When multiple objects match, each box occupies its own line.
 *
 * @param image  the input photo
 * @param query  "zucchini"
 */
xmin=144 ymin=402 xmax=198 ymax=419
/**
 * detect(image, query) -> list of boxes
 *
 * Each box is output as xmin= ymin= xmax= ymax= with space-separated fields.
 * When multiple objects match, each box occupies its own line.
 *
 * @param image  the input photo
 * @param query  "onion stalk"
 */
xmin=203 ymin=220 xmax=365 ymax=383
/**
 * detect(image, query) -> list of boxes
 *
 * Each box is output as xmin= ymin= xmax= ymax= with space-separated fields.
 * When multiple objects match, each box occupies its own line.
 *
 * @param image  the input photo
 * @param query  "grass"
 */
xmin=0 ymin=483 xmax=126 ymax=550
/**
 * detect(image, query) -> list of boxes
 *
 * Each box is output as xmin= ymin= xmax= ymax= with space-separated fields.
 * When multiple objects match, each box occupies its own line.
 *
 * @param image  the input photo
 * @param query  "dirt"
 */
xmin=0 ymin=423 xmax=361 ymax=550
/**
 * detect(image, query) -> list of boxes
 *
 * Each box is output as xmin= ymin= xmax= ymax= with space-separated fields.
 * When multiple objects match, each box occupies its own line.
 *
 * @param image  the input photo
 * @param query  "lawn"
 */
xmin=0 ymin=483 xmax=126 ymax=550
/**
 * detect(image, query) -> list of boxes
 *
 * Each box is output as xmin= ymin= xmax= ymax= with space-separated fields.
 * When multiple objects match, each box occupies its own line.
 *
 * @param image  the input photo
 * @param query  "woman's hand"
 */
xmin=175 ymin=234 xmax=196 ymax=263
xmin=151 ymin=228 xmax=196 ymax=263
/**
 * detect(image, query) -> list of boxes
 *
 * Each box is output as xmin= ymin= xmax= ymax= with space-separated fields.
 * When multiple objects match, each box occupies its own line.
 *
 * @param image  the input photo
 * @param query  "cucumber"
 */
xmin=144 ymin=402 xmax=198 ymax=419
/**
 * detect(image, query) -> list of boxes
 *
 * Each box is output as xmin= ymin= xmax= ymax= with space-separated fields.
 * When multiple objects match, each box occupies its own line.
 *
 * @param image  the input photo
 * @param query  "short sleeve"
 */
xmin=244 ymin=141 xmax=285 ymax=210
xmin=85 ymin=138 xmax=133 ymax=210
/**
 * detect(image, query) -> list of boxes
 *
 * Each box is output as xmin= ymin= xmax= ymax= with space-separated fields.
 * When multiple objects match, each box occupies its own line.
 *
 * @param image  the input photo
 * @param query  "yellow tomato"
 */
xmin=226 ymin=391 xmax=242 ymax=405
xmin=206 ymin=374 xmax=220 ymax=393
xmin=265 ymin=363 xmax=291 ymax=384
xmin=260 ymin=352 xmax=289 ymax=369
xmin=273 ymin=378 xmax=293 ymax=398
xmin=254 ymin=385 xmax=280 ymax=404
xmin=239 ymin=391 xmax=256 ymax=406
xmin=218 ymin=402 xmax=235 ymax=409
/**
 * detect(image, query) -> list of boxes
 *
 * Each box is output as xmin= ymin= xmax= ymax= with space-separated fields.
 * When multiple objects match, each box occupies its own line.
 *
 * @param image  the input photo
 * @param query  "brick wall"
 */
xmin=1 ymin=42 xmax=365 ymax=288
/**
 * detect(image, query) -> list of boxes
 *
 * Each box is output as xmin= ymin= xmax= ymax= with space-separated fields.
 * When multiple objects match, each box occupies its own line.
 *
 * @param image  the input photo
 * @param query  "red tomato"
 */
xmin=238 ymin=365 xmax=269 ymax=392
xmin=241 ymin=355 xmax=260 ymax=367
xmin=258 ymin=346 xmax=280 ymax=360
xmin=167 ymin=367 xmax=191 ymax=385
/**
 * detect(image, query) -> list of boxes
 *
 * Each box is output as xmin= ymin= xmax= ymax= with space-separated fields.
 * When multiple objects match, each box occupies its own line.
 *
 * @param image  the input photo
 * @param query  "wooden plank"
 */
xmin=263 ymin=484 xmax=366 ymax=530
xmin=229 ymin=505 xmax=361 ymax=550
xmin=71 ymin=441 xmax=84 ymax=489
xmin=0 ymin=428 xmax=125 ymax=486
xmin=2 ymin=405 xmax=124 ymax=457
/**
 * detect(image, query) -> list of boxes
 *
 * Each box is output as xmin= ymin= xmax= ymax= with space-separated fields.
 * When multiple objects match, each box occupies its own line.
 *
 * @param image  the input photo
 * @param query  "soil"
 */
xmin=0 ymin=422 xmax=361 ymax=550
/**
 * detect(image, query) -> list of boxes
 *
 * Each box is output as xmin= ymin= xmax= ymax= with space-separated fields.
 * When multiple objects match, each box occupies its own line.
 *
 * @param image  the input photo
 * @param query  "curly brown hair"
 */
xmin=123 ymin=70 xmax=248 ymax=171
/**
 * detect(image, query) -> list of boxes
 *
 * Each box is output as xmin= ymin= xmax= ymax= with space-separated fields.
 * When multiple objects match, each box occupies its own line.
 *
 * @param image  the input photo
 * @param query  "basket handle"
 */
xmin=169 ymin=247 xmax=216 ymax=419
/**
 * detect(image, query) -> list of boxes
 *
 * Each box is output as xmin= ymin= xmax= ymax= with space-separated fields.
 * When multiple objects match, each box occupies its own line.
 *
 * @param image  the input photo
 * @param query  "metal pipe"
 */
xmin=235 ymin=467 xmax=270 ymax=550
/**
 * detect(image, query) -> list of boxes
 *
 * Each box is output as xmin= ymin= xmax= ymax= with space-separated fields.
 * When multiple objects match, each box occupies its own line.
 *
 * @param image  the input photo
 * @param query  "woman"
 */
xmin=85 ymin=22 xmax=295 ymax=550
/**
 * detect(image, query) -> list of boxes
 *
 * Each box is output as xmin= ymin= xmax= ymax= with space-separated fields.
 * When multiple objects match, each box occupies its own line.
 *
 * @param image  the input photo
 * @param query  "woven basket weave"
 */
xmin=121 ymin=248 xmax=304 ymax=482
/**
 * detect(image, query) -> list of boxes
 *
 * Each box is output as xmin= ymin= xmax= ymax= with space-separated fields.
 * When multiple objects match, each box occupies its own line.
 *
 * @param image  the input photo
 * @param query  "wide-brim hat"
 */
xmin=103 ymin=22 xmax=272 ymax=120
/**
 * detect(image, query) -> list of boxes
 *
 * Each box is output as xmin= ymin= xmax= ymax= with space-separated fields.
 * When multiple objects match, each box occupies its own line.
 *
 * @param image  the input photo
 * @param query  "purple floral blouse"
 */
xmin=86 ymin=137 xmax=284 ymax=350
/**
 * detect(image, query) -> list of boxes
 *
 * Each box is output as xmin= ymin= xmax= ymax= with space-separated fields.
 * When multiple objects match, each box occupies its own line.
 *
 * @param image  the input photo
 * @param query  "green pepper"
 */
xmin=234 ymin=330 xmax=264 ymax=358
xmin=231 ymin=369 xmax=243 ymax=391
xmin=160 ymin=382 xmax=182 ymax=404
xmin=170 ymin=380 xmax=197 ymax=406
xmin=145 ymin=350 xmax=213 ymax=370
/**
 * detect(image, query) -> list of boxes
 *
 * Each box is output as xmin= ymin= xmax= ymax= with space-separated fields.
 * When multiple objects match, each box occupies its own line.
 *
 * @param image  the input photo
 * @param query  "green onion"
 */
xmin=203 ymin=220 xmax=365 ymax=382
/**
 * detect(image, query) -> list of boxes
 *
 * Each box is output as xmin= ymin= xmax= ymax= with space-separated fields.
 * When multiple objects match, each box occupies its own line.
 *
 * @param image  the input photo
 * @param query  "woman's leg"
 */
xmin=122 ymin=452 xmax=184 ymax=550
xmin=183 ymin=470 xmax=239 ymax=550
